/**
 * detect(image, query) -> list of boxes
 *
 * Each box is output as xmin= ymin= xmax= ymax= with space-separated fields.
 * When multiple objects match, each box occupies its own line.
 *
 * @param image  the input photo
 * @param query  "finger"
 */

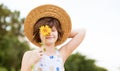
xmin=40 ymin=54 xmax=43 ymax=56
xmin=39 ymin=50 xmax=43 ymax=53
xmin=38 ymin=51 xmax=43 ymax=56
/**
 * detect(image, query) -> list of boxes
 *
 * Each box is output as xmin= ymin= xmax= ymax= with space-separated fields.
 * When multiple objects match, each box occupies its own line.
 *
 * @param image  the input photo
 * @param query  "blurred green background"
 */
xmin=0 ymin=4 xmax=107 ymax=71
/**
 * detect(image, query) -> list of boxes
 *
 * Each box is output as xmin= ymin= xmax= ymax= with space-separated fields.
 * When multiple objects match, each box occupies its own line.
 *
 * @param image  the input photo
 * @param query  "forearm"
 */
xmin=69 ymin=28 xmax=86 ymax=38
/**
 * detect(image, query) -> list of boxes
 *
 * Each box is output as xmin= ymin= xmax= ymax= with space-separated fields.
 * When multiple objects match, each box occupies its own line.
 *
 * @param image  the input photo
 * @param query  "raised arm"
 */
xmin=60 ymin=28 xmax=86 ymax=62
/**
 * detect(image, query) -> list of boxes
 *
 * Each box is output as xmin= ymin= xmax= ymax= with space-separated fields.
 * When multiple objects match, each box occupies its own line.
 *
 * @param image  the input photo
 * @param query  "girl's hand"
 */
xmin=28 ymin=49 xmax=43 ymax=65
xmin=21 ymin=48 xmax=43 ymax=71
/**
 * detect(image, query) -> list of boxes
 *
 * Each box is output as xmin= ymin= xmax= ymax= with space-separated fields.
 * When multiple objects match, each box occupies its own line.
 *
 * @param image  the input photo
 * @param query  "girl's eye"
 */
xmin=51 ymin=26 xmax=57 ymax=32
xmin=52 ymin=29 xmax=56 ymax=32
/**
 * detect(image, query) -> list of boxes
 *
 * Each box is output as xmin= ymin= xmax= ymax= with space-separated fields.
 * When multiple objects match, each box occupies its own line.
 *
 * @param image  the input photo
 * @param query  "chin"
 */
xmin=46 ymin=41 xmax=55 ymax=45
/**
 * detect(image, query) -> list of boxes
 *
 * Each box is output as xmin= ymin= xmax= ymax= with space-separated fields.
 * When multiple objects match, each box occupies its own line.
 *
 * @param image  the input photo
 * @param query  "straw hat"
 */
xmin=24 ymin=4 xmax=72 ymax=47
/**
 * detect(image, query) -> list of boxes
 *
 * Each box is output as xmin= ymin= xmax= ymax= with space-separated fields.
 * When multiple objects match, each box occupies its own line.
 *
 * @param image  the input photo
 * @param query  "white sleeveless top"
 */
xmin=33 ymin=50 xmax=64 ymax=71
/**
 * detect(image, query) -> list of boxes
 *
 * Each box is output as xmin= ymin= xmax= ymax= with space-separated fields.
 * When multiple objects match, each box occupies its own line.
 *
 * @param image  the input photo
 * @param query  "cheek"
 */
xmin=55 ymin=32 xmax=58 ymax=40
xmin=40 ymin=34 xmax=44 ymax=41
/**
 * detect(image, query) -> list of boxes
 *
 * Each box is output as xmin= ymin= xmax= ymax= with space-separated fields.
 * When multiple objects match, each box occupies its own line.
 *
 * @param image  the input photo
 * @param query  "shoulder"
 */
xmin=22 ymin=51 xmax=31 ymax=59
xmin=22 ymin=50 xmax=35 ymax=58
xmin=21 ymin=50 xmax=35 ymax=65
xmin=24 ymin=50 xmax=33 ymax=55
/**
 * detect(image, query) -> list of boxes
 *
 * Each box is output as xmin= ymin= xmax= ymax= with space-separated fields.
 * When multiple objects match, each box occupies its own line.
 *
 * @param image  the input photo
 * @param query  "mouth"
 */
xmin=45 ymin=36 xmax=54 ymax=39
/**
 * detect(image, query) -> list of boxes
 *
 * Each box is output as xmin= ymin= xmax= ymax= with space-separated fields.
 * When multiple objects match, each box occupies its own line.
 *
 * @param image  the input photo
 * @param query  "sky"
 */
xmin=0 ymin=0 xmax=120 ymax=71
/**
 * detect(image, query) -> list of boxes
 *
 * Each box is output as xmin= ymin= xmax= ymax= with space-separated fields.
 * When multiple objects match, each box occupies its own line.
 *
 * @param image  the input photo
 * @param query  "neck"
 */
xmin=42 ymin=44 xmax=56 ymax=54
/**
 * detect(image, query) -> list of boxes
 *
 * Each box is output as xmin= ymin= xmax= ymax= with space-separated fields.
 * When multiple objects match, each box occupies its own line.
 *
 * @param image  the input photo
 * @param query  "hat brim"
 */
xmin=24 ymin=4 xmax=72 ymax=47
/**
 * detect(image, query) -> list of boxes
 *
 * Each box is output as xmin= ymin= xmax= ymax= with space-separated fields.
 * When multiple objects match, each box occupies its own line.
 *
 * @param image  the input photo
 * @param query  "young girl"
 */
xmin=21 ymin=4 xmax=86 ymax=71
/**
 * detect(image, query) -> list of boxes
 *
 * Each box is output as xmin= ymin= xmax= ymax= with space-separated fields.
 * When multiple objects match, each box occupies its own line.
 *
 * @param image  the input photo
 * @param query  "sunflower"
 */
xmin=39 ymin=25 xmax=51 ymax=36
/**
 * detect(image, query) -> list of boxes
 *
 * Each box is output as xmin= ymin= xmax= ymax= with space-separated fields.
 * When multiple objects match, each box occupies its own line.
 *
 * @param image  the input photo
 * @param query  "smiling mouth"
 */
xmin=46 ymin=36 xmax=54 ymax=39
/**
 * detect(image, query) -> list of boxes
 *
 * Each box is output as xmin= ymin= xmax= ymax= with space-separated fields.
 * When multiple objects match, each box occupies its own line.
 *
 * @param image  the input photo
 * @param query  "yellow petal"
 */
xmin=39 ymin=25 xmax=51 ymax=36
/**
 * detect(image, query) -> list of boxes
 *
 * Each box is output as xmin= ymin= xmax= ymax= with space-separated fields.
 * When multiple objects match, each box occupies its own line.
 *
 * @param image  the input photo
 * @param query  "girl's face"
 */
xmin=40 ymin=26 xmax=58 ymax=45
